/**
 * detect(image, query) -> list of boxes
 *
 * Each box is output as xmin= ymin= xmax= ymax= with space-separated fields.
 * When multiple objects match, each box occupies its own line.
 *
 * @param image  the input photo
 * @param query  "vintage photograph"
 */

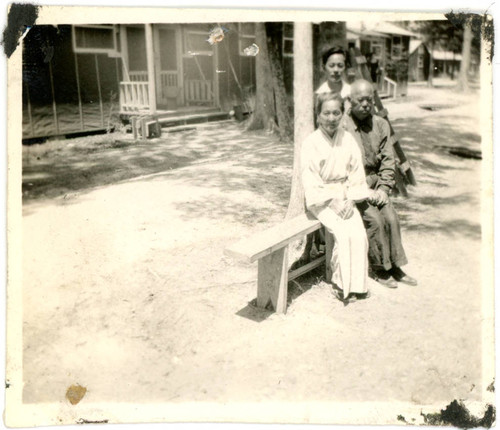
xmin=5 ymin=4 xmax=495 ymax=427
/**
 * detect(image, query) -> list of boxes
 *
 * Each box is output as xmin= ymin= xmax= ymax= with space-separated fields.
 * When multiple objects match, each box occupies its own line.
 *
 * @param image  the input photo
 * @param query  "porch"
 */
xmin=119 ymin=24 xmax=220 ymax=116
xmin=119 ymin=71 xmax=216 ymax=114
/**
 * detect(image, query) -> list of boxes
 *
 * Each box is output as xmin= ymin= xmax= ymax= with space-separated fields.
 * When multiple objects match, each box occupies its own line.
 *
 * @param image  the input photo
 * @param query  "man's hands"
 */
xmin=368 ymin=189 xmax=389 ymax=207
xmin=329 ymin=199 xmax=354 ymax=220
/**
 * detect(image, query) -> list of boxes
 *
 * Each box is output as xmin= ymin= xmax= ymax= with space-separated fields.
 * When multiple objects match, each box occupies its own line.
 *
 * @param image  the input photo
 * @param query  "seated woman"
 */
xmin=306 ymin=46 xmax=351 ymax=260
xmin=301 ymin=92 xmax=370 ymax=303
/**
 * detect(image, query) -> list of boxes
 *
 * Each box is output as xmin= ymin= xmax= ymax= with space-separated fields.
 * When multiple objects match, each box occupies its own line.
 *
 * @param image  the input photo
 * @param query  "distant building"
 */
xmin=431 ymin=49 xmax=462 ymax=79
xmin=346 ymin=21 xmax=418 ymax=96
xmin=408 ymin=40 xmax=431 ymax=82
xmin=22 ymin=23 xmax=258 ymax=140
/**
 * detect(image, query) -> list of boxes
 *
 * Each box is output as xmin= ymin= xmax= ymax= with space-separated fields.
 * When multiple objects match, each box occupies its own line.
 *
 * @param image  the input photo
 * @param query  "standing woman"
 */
xmin=315 ymin=46 xmax=351 ymax=100
xmin=301 ymin=92 xmax=370 ymax=303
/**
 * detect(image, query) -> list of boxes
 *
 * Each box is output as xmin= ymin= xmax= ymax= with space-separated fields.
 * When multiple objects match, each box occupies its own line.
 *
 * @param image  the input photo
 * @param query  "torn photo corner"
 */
xmin=4 ymin=3 xmax=496 ymax=428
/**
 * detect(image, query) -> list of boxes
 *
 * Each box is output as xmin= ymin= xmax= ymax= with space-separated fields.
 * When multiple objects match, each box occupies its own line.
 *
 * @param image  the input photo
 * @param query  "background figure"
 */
xmin=301 ymin=92 xmax=370 ymax=303
xmin=315 ymin=46 xmax=351 ymax=99
xmin=366 ymin=51 xmax=380 ymax=84
xmin=345 ymin=79 xmax=417 ymax=288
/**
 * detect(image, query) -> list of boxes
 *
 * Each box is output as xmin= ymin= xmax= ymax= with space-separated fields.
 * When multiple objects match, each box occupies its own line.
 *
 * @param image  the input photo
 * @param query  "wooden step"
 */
xmin=162 ymin=119 xmax=234 ymax=134
xmin=159 ymin=111 xmax=230 ymax=127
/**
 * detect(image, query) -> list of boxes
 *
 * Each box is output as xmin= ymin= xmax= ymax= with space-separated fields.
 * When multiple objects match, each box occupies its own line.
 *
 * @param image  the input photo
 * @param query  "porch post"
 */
xmin=145 ymin=23 xmax=157 ymax=114
xmin=213 ymin=43 xmax=220 ymax=108
xmin=119 ymin=25 xmax=129 ymax=80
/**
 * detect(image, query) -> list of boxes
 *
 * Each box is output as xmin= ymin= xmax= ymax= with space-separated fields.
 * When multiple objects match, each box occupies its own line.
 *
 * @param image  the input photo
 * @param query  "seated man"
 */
xmin=345 ymin=79 xmax=417 ymax=288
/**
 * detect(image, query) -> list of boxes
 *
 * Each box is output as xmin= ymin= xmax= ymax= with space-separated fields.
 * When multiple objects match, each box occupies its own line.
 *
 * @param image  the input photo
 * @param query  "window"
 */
xmin=418 ymin=54 xmax=424 ymax=68
xmin=360 ymin=40 xmax=371 ymax=55
xmin=392 ymin=46 xmax=402 ymax=58
xmin=238 ymin=23 xmax=256 ymax=56
xmin=72 ymin=25 xmax=118 ymax=55
xmin=391 ymin=35 xmax=402 ymax=59
xmin=371 ymin=42 xmax=382 ymax=57
xmin=282 ymin=22 xmax=293 ymax=57
xmin=184 ymin=30 xmax=213 ymax=56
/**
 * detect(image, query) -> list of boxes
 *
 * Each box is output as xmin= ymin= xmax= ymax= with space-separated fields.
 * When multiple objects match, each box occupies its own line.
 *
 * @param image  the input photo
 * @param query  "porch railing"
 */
xmin=119 ymin=81 xmax=150 ymax=112
xmin=381 ymin=77 xmax=397 ymax=99
xmin=160 ymin=70 xmax=179 ymax=99
xmin=120 ymin=76 xmax=214 ymax=111
xmin=184 ymin=79 xmax=213 ymax=105
xmin=129 ymin=71 xmax=148 ymax=82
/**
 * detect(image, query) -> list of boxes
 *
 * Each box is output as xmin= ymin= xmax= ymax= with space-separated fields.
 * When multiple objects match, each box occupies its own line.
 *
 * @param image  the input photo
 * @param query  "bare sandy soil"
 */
xmin=20 ymin=84 xmax=492 ymax=423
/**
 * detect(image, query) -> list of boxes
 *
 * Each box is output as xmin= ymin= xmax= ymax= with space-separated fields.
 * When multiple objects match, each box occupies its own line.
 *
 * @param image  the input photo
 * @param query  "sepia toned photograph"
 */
xmin=4 ymin=2 xmax=496 ymax=427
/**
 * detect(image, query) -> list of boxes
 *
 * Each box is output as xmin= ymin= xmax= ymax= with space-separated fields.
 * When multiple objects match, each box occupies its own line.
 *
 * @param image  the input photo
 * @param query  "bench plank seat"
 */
xmin=224 ymin=212 xmax=321 ymax=263
xmin=225 ymin=212 xmax=330 ymax=315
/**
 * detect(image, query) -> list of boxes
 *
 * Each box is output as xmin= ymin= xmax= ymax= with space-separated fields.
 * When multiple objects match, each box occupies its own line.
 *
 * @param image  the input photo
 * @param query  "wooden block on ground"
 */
xmin=131 ymin=117 xmax=138 ymax=140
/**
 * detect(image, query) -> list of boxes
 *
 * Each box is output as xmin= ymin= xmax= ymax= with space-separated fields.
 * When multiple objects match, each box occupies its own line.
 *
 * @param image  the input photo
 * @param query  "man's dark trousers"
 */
xmin=356 ymin=200 xmax=408 ymax=271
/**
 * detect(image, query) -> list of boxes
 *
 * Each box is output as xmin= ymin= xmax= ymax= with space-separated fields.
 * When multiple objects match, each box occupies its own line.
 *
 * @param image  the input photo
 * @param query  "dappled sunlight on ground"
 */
xmin=22 ymin=122 xmax=284 ymax=202
xmin=21 ymin=85 xmax=489 ymax=412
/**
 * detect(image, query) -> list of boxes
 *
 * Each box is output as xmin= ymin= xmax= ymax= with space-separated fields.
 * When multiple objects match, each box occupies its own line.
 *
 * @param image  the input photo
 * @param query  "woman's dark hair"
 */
xmin=315 ymin=92 xmax=345 ymax=117
xmin=321 ymin=46 xmax=347 ymax=66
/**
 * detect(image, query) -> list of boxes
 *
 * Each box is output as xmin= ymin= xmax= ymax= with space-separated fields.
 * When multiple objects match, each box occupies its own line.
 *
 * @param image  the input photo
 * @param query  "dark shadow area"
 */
xmin=176 ymin=195 xmax=278 ymax=226
xmin=22 ymin=122 xmax=281 ymax=203
xmin=418 ymin=103 xmax=457 ymax=111
xmin=23 ymin=106 xmax=483 ymax=241
xmin=235 ymin=265 xmax=325 ymax=322
xmin=287 ymin=265 xmax=325 ymax=305
xmin=394 ymin=115 xmax=481 ymax=175
xmin=235 ymin=299 xmax=274 ymax=322
xmin=437 ymin=146 xmax=482 ymax=159
xmin=404 ymin=216 xmax=481 ymax=239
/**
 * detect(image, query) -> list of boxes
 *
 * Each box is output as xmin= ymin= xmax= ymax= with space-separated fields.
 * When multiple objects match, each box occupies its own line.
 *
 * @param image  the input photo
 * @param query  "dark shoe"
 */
xmin=370 ymin=269 xmax=398 ymax=288
xmin=331 ymin=285 xmax=345 ymax=302
xmin=390 ymin=267 xmax=418 ymax=286
xmin=352 ymin=291 xmax=371 ymax=300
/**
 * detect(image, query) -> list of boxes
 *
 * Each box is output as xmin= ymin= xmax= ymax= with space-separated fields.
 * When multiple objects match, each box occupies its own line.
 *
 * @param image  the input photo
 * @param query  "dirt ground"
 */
xmin=20 ymin=82 xmax=492 ymax=423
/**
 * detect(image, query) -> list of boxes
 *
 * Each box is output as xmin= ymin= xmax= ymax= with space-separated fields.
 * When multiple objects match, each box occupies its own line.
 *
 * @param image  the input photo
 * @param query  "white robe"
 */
xmin=315 ymin=81 xmax=351 ymax=99
xmin=301 ymin=127 xmax=370 ymax=297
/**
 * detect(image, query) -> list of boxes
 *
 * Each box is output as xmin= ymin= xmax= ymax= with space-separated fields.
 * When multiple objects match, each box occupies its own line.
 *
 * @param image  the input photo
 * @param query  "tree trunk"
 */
xmin=246 ymin=22 xmax=275 ymax=131
xmin=265 ymin=23 xmax=293 ymax=143
xmin=450 ymin=51 xmax=455 ymax=80
xmin=457 ymin=23 xmax=472 ymax=92
xmin=427 ymin=41 xmax=434 ymax=87
xmin=285 ymin=22 xmax=314 ymax=220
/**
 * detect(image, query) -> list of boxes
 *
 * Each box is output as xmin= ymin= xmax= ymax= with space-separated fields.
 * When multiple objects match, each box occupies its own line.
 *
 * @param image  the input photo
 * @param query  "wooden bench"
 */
xmin=224 ymin=212 xmax=334 ymax=314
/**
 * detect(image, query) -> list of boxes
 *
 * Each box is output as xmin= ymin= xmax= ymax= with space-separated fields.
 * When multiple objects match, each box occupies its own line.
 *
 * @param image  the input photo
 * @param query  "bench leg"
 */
xmin=325 ymin=230 xmax=335 ymax=283
xmin=257 ymin=248 xmax=288 ymax=314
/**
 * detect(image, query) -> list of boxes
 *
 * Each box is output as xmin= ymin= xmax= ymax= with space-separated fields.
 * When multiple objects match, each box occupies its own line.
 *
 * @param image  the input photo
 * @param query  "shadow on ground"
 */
xmin=22 ymin=122 xmax=282 ymax=202
xmin=235 ymin=265 xmax=324 ymax=322
xmin=23 ymin=106 xmax=482 ymax=240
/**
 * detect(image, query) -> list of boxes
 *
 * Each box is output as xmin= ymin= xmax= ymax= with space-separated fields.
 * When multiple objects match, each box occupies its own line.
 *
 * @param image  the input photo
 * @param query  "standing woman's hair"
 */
xmin=321 ymin=46 xmax=347 ymax=66
xmin=315 ymin=92 xmax=345 ymax=117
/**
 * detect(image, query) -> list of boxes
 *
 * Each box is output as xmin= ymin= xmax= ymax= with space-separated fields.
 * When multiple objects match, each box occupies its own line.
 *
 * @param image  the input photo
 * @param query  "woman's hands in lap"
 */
xmin=329 ymin=199 xmax=354 ymax=220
